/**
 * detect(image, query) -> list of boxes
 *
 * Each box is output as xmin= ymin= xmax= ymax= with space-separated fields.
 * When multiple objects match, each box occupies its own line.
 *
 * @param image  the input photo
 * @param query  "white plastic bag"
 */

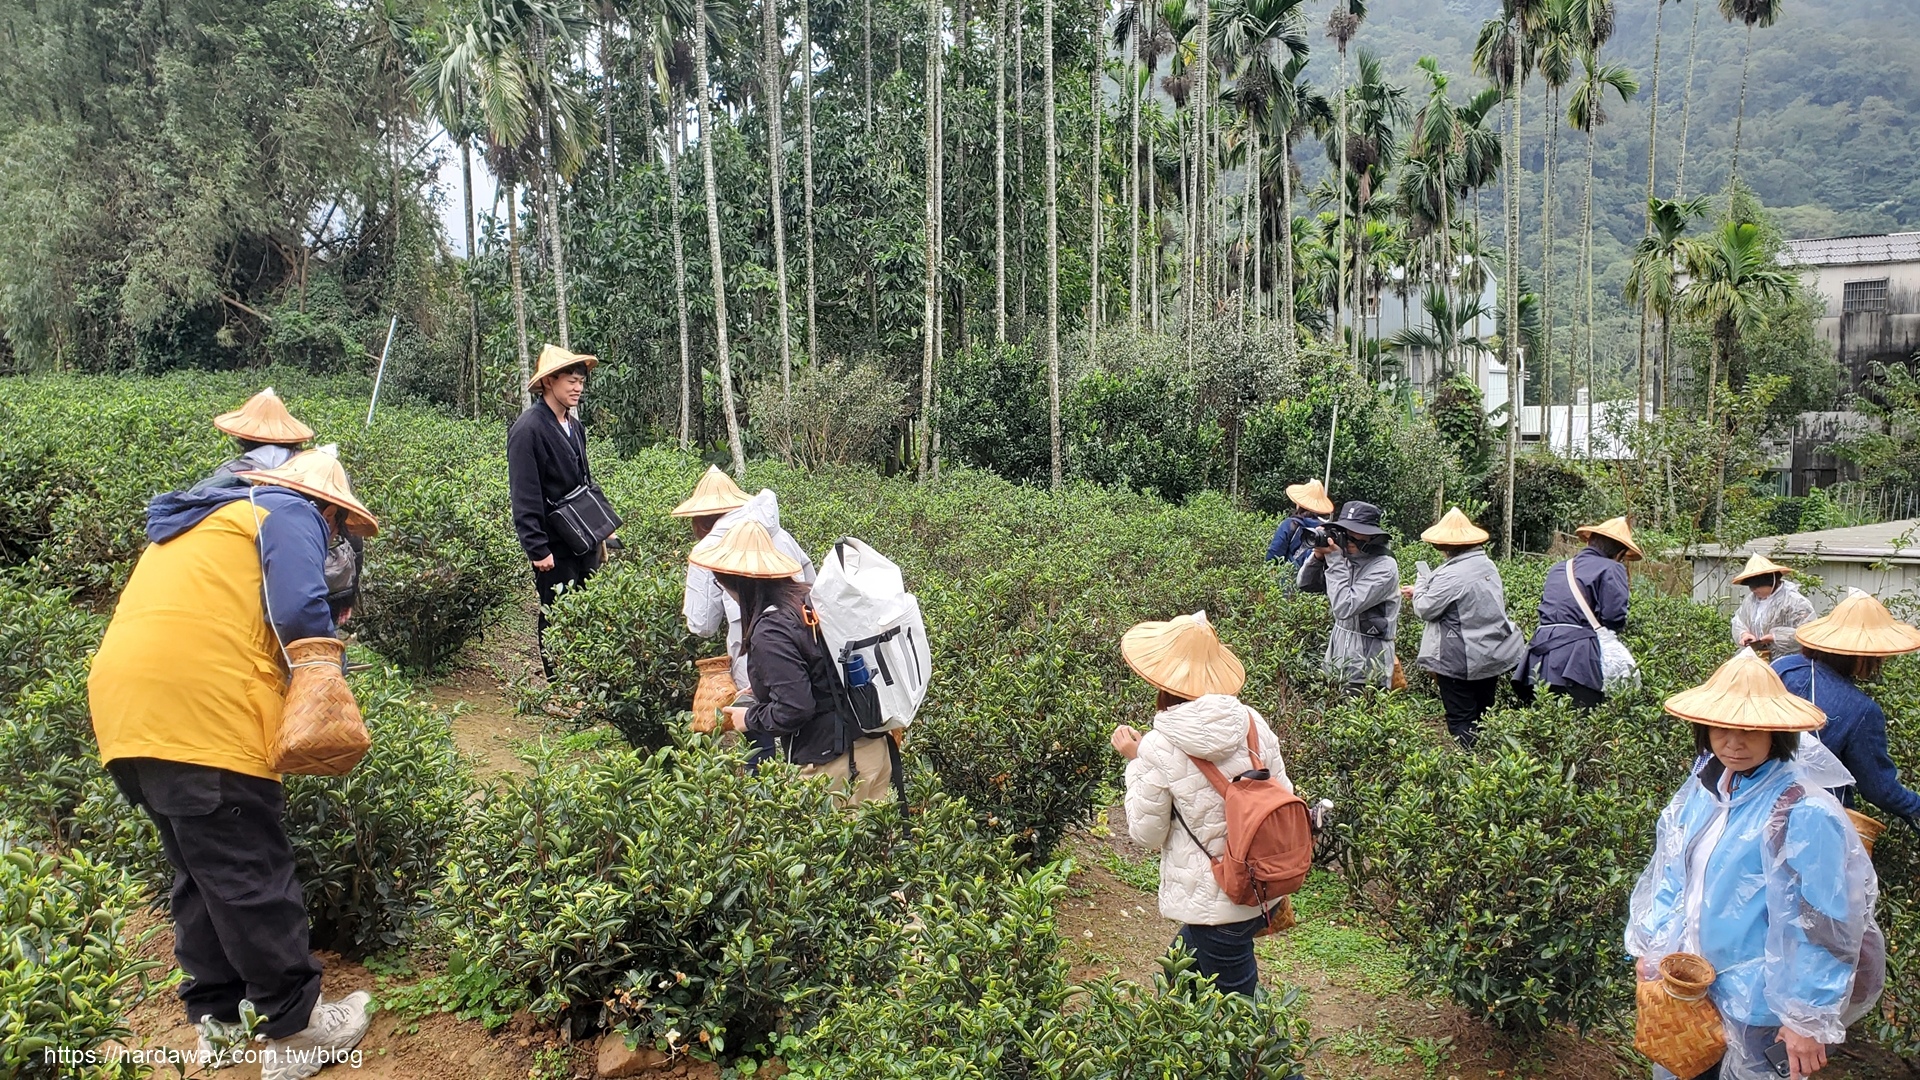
xmin=1567 ymin=560 xmax=1640 ymax=694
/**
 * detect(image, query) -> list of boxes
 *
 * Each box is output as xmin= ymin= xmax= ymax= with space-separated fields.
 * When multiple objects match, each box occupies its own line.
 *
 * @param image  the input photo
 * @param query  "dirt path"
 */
xmin=1058 ymin=811 xmax=1917 ymax=1080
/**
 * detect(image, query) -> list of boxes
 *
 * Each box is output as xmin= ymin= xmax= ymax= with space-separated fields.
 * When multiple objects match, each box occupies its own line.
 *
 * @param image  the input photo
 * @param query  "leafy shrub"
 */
xmin=1066 ymin=362 xmax=1221 ymax=502
xmin=437 ymin=735 xmax=1032 ymax=1054
xmin=286 ymin=664 xmax=475 ymax=955
xmin=1476 ymin=454 xmax=1601 ymax=555
xmin=937 ymin=342 xmax=1052 ymax=484
xmin=0 ymin=582 xmax=111 ymax=847
xmin=1866 ymin=658 xmax=1920 ymax=1059
xmin=1 ymin=836 xmax=170 ymax=1079
xmin=750 ymin=357 xmax=911 ymax=469
xmin=543 ymin=558 xmax=704 ymax=749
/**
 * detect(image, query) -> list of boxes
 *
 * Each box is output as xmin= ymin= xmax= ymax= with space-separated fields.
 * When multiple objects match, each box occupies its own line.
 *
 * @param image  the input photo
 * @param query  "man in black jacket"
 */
xmin=508 ymin=344 xmax=602 ymax=677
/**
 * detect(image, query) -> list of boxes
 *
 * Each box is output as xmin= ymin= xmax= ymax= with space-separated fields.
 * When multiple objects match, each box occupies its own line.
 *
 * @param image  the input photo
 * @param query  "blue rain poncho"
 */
xmin=1626 ymin=737 xmax=1884 ymax=1079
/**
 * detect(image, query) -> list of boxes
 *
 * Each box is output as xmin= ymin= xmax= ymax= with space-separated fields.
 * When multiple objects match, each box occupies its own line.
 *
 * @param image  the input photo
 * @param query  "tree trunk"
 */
xmin=1676 ymin=0 xmax=1702 ymax=197
xmin=1502 ymin=53 xmax=1523 ymax=559
xmin=1542 ymin=90 xmax=1559 ymax=451
xmin=1730 ymin=23 xmax=1753 ymax=189
xmin=694 ymin=0 xmax=748 ymax=476
xmin=1645 ymin=0 xmax=1666 ymax=225
xmin=1016 ymin=0 xmax=1029 ymax=335
xmin=1336 ymin=47 xmax=1349 ymax=359
xmin=1279 ymin=133 xmax=1296 ymax=362
xmin=1238 ymin=124 xmax=1253 ymax=331
xmin=667 ymin=88 xmax=695 ymax=450
xmin=1150 ymin=126 xmax=1161 ymax=331
xmin=1128 ymin=17 xmax=1141 ymax=334
xmin=803 ymin=0 xmax=819 ymax=363
xmin=864 ymin=0 xmax=874 ymax=130
xmin=1044 ymin=0 xmax=1063 ymax=489
xmin=507 ymin=183 xmax=533 ymax=407
xmin=1088 ymin=9 xmax=1102 ymax=363
xmin=920 ymin=0 xmax=941 ymax=479
xmin=461 ymin=132 xmax=479 ymax=419
xmin=765 ymin=0 xmax=794 ymax=393
xmin=995 ymin=0 xmax=1009 ymax=342
xmin=1583 ymin=121 xmax=1596 ymax=459
xmin=541 ymin=104 xmax=572 ymax=349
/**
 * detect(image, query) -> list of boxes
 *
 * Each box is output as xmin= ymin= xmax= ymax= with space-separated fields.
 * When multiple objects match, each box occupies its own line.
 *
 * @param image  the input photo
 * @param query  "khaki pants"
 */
xmin=801 ymin=735 xmax=893 ymax=805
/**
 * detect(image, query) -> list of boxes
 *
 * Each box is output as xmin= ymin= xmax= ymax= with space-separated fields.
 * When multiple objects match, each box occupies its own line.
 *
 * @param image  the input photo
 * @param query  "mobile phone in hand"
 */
xmin=1763 ymin=1040 xmax=1792 ymax=1078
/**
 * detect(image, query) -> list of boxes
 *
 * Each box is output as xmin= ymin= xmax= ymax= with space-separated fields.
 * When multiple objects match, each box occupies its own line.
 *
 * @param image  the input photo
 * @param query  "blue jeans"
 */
xmin=1175 ymin=914 xmax=1268 ymax=996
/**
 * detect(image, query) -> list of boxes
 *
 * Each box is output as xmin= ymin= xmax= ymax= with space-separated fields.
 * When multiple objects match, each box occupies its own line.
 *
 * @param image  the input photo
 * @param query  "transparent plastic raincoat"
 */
xmin=1626 ymin=737 xmax=1885 ymax=1079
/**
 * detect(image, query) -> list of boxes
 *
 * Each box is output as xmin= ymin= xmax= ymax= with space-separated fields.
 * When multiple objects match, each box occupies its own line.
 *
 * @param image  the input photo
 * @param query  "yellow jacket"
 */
xmin=90 ymin=488 xmax=335 ymax=781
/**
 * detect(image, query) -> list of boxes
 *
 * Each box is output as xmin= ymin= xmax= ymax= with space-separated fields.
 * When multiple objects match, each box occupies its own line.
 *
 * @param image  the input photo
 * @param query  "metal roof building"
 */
xmin=1692 ymin=519 xmax=1920 ymax=613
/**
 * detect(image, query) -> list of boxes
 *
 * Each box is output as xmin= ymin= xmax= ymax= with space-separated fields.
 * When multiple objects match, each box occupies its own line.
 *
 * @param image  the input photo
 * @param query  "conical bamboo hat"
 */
xmin=1576 ymin=516 xmax=1644 ymax=560
xmin=212 ymin=388 xmax=314 ymax=445
xmin=688 ymin=519 xmax=803 ymax=579
xmin=526 ymin=343 xmax=598 ymax=391
xmin=1121 ymin=610 xmax=1247 ymax=700
xmin=1421 ymin=507 xmax=1490 ymax=546
xmin=1284 ymin=479 xmax=1335 ymax=517
xmin=670 ymin=465 xmax=752 ymax=518
xmin=1730 ymin=553 xmax=1795 ymax=585
xmin=1795 ymin=588 xmax=1920 ymax=657
xmin=238 ymin=449 xmax=379 ymax=537
xmin=1663 ymin=648 xmax=1826 ymax=732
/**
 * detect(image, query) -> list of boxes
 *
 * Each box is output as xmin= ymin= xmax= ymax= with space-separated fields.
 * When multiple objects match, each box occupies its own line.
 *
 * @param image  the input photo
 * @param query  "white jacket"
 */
xmin=1124 ymin=695 xmax=1290 ymax=926
xmin=1730 ymin=579 xmax=1816 ymax=657
xmin=683 ymin=490 xmax=817 ymax=685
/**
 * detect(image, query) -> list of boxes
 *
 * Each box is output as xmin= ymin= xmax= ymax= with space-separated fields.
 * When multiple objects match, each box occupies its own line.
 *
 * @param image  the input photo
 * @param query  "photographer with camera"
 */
xmin=1298 ymin=502 xmax=1402 ymax=693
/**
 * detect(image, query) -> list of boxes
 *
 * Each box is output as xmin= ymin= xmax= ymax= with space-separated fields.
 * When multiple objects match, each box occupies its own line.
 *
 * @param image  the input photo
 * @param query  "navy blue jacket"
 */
xmin=1517 ymin=545 xmax=1629 ymax=693
xmin=1774 ymin=654 xmax=1920 ymax=824
xmin=1266 ymin=513 xmax=1324 ymax=568
xmin=145 ymin=485 xmax=335 ymax=643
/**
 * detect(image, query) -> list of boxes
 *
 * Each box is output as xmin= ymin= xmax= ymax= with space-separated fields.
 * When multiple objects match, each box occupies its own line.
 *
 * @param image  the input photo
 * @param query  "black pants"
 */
xmin=1175 ymin=913 xmax=1268 ymax=996
xmin=109 ymin=758 xmax=322 ymax=1040
xmin=1435 ymin=674 xmax=1503 ymax=748
xmin=534 ymin=548 xmax=601 ymax=678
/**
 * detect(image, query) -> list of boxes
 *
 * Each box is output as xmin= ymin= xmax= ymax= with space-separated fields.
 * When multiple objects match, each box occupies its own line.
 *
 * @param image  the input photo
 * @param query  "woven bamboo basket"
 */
xmin=268 ymin=637 xmax=369 ymax=776
xmin=1847 ymin=808 xmax=1887 ymax=858
xmin=1633 ymin=953 xmax=1725 ymax=1080
xmin=690 ymin=656 xmax=738 ymax=734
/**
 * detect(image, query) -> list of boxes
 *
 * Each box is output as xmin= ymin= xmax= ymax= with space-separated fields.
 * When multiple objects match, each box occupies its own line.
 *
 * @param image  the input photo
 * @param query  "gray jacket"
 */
xmin=1301 ymin=548 xmax=1401 ymax=688
xmin=1410 ymin=548 xmax=1525 ymax=681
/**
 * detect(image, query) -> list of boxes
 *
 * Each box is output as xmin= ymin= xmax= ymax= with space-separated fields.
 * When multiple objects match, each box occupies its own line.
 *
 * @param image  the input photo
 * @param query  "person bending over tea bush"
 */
xmin=1728 ymin=555 xmax=1815 ymax=660
xmin=697 ymin=521 xmax=894 ymax=803
xmin=673 ymin=466 xmax=815 ymax=763
xmin=1517 ymin=516 xmax=1640 ymax=709
xmin=1407 ymin=508 xmax=1525 ymax=747
xmin=86 ymin=451 xmax=379 ymax=1078
xmin=1110 ymin=610 xmax=1293 ymax=996
xmin=1777 ymin=590 xmax=1920 ymax=830
xmin=1628 ymin=650 xmax=1884 ymax=1080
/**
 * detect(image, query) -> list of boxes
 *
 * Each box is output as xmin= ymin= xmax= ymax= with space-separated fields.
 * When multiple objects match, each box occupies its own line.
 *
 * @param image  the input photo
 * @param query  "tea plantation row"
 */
xmin=1 ymin=371 xmax=1915 ymax=1071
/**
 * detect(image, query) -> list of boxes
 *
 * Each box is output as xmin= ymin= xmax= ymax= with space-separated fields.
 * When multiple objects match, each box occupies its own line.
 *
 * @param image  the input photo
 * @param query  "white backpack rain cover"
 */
xmin=809 ymin=538 xmax=931 ymax=731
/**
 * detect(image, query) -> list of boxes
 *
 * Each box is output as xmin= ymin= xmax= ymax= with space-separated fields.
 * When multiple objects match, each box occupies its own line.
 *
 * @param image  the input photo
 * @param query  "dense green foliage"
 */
xmin=1 ymin=837 xmax=169 ymax=1079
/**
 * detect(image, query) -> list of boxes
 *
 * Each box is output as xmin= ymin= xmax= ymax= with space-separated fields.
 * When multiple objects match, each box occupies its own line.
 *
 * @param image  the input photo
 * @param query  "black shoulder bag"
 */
xmin=545 ymin=418 xmax=623 ymax=557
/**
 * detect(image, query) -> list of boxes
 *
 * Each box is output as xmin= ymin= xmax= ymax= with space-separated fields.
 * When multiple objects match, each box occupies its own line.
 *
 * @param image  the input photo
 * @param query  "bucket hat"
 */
xmin=213 ymin=388 xmax=314 ymax=445
xmin=238 ymin=449 xmax=379 ymax=537
xmin=1795 ymin=588 xmax=1920 ymax=657
xmin=1120 ymin=609 xmax=1247 ymax=700
xmin=1421 ymin=507 xmax=1489 ymax=546
xmin=526 ymin=343 xmax=598 ymax=391
xmin=688 ymin=519 xmax=804 ymax=579
xmin=1730 ymin=553 xmax=1795 ymax=586
xmin=1284 ymin=479 xmax=1335 ymax=517
xmin=1662 ymin=648 xmax=1825 ymax=732
xmin=671 ymin=465 xmax=753 ymax=518
xmin=1576 ymin=516 xmax=1644 ymax=561
xmin=1330 ymin=501 xmax=1388 ymax=537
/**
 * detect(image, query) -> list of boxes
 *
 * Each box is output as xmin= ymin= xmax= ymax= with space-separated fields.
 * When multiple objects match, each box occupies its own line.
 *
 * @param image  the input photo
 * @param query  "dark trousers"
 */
xmin=1435 ymin=674 xmax=1502 ymax=748
xmin=108 ymin=758 xmax=322 ymax=1040
xmin=1513 ymin=679 xmax=1605 ymax=711
xmin=1175 ymin=913 xmax=1268 ymax=997
xmin=534 ymin=548 xmax=601 ymax=678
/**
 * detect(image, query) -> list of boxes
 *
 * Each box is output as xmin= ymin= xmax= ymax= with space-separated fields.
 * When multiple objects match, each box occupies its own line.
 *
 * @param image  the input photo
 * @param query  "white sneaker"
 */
xmin=195 ymin=1014 xmax=247 ymax=1070
xmin=261 ymin=991 xmax=373 ymax=1080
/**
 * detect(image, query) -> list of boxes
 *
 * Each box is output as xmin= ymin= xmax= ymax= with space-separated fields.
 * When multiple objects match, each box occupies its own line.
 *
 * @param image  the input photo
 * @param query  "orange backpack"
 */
xmin=1174 ymin=714 xmax=1313 ymax=910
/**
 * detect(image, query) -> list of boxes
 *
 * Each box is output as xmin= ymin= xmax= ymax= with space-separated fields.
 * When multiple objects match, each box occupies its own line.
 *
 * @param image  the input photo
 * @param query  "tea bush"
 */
xmin=543 ymin=558 xmax=702 ymax=748
xmin=1866 ymin=658 xmax=1920 ymax=1059
xmin=286 ymin=664 xmax=475 ymax=954
xmin=1 ymin=836 xmax=170 ymax=1079
xmin=0 ymin=372 xmax=527 ymax=669
xmin=0 ymin=581 xmax=113 ymax=847
xmin=437 ymin=733 xmax=1037 ymax=1054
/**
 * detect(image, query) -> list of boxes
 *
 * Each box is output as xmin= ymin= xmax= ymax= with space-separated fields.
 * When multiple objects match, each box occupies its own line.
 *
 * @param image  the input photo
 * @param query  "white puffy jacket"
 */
xmin=683 ymin=490 xmax=817 ymax=685
xmin=1123 ymin=694 xmax=1290 ymax=926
